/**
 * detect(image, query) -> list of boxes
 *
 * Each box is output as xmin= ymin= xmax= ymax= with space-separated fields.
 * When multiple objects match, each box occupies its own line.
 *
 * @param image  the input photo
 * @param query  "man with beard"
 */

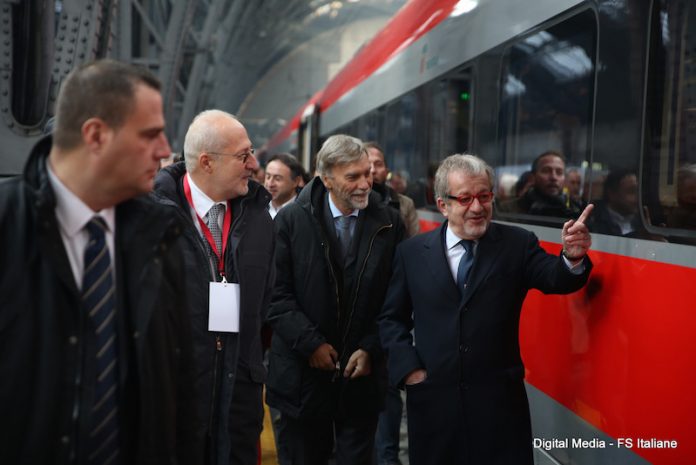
xmin=517 ymin=151 xmax=583 ymax=217
xmin=379 ymin=154 xmax=593 ymax=465
xmin=265 ymin=134 xmax=404 ymax=464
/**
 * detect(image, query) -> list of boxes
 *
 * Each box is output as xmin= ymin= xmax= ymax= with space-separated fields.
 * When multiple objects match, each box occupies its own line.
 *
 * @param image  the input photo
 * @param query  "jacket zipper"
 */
xmin=209 ymin=335 xmax=223 ymax=433
xmin=338 ymin=223 xmax=393 ymax=368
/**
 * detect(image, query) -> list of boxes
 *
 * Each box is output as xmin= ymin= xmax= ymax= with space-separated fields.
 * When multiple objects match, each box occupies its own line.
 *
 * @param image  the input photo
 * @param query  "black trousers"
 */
xmin=276 ymin=413 xmax=378 ymax=465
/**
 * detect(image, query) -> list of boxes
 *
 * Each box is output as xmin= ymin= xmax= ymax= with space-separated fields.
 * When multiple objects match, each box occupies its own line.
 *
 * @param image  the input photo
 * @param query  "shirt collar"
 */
xmin=445 ymin=224 xmax=478 ymax=250
xmin=328 ymin=192 xmax=359 ymax=219
xmin=187 ymin=172 xmax=226 ymax=217
xmin=47 ymin=161 xmax=116 ymax=237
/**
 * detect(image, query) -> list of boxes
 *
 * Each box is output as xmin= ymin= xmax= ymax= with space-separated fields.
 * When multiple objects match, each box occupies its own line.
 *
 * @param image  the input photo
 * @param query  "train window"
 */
xmin=643 ymin=0 xmax=696 ymax=241
xmin=355 ymin=109 xmax=384 ymax=143
xmin=428 ymin=67 xmax=473 ymax=162
xmin=495 ymin=10 xmax=597 ymax=224
xmin=383 ymin=89 xmax=433 ymax=208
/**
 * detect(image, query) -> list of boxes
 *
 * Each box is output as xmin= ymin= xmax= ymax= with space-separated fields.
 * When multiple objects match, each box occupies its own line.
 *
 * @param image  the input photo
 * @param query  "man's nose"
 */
xmin=157 ymin=134 xmax=172 ymax=159
xmin=247 ymin=154 xmax=259 ymax=170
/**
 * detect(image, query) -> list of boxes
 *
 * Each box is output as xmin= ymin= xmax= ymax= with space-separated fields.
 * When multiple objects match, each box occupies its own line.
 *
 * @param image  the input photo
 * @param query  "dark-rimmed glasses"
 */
xmin=446 ymin=191 xmax=494 ymax=207
xmin=208 ymin=148 xmax=255 ymax=164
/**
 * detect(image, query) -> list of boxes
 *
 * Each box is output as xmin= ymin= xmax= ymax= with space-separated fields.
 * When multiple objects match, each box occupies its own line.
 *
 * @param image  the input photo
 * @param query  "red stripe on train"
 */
xmin=522 ymin=242 xmax=695 ymax=465
xmin=268 ymin=0 xmax=459 ymax=149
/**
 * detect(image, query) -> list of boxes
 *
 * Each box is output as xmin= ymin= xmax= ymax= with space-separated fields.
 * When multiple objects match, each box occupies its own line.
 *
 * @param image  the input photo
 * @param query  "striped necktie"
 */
xmin=83 ymin=217 xmax=120 ymax=465
xmin=206 ymin=204 xmax=225 ymax=274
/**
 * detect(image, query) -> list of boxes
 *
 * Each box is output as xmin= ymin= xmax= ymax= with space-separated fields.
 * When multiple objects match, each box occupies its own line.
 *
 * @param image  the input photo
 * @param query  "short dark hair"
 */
xmin=603 ymin=169 xmax=635 ymax=199
xmin=364 ymin=141 xmax=385 ymax=156
xmin=531 ymin=151 xmax=565 ymax=173
xmin=267 ymin=152 xmax=305 ymax=180
xmin=53 ymin=59 xmax=161 ymax=150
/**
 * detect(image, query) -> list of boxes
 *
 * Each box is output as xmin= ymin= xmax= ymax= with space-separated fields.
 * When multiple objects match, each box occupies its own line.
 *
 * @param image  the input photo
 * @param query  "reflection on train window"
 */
xmin=495 ymin=10 xmax=597 ymax=223
xmin=644 ymin=0 xmax=696 ymax=240
xmin=428 ymin=68 xmax=472 ymax=167
xmin=383 ymin=90 xmax=433 ymax=208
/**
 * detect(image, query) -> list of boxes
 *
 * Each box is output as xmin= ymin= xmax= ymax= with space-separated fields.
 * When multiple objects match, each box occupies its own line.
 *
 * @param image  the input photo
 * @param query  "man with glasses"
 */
xmin=378 ymin=154 xmax=593 ymax=465
xmin=153 ymin=110 xmax=275 ymax=465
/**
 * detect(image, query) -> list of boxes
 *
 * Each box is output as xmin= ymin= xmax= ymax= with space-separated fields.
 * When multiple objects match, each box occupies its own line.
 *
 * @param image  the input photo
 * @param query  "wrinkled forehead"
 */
xmin=448 ymin=170 xmax=491 ymax=192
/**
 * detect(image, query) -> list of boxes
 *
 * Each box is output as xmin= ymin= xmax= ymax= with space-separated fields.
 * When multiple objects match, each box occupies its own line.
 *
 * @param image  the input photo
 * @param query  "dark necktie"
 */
xmin=336 ymin=215 xmax=354 ymax=260
xmin=206 ymin=204 xmax=225 ymax=274
xmin=456 ymin=239 xmax=474 ymax=292
xmin=83 ymin=217 xmax=120 ymax=465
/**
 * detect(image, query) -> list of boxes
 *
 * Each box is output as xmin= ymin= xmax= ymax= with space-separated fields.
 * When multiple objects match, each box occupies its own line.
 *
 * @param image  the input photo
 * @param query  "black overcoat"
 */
xmin=378 ymin=221 xmax=592 ymax=465
xmin=266 ymin=177 xmax=404 ymax=419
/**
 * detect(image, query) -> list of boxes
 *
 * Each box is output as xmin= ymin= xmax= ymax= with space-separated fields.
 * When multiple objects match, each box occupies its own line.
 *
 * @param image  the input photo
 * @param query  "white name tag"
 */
xmin=208 ymin=281 xmax=240 ymax=332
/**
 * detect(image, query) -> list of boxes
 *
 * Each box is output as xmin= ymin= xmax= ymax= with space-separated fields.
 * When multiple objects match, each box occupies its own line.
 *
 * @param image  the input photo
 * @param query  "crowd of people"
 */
xmin=1 ymin=59 xmax=597 ymax=465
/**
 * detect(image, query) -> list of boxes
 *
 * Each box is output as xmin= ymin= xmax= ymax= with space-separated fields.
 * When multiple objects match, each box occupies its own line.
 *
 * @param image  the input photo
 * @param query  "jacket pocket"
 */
xmin=267 ymin=351 xmax=302 ymax=407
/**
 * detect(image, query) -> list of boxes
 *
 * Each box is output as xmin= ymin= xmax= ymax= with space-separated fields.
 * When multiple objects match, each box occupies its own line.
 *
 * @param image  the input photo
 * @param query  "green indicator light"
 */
xmin=460 ymin=92 xmax=470 ymax=101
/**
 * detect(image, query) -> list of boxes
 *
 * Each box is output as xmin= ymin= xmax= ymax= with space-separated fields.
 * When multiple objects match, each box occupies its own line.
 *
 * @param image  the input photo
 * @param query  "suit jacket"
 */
xmin=378 ymin=221 xmax=591 ymax=465
xmin=0 ymin=137 xmax=200 ymax=465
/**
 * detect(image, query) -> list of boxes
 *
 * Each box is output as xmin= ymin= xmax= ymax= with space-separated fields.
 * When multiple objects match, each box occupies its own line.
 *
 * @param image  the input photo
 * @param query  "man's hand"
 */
xmin=343 ymin=349 xmax=371 ymax=379
xmin=561 ymin=204 xmax=594 ymax=261
xmin=309 ymin=343 xmax=338 ymax=371
xmin=404 ymin=369 xmax=427 ymax=386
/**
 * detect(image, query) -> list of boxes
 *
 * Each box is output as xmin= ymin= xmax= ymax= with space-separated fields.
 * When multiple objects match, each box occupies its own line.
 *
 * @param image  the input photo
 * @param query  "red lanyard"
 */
xmin=183 ymin=175 xmax=232 ymax=275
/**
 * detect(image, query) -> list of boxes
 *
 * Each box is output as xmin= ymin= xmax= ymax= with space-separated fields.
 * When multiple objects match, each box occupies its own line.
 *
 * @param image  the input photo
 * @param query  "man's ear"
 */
xmin=82 ymin=117 xmax=110 ymax=153
xmin=436 ymin=197 xmax=449 ymax=217
xmin=321 ymin=174 xmax=333 ymax=191
xmin=199 ymin=153 xmax=214 ymax=173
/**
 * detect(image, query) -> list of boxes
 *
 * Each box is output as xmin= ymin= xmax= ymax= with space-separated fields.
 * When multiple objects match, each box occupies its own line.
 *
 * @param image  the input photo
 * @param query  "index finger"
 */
xmin=576 ymin=204 xmax=594 ymax=224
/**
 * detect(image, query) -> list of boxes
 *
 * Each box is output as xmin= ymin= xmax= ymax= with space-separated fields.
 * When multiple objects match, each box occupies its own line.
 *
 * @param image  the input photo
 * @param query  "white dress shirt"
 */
xmin=186 ymin=173 xmax=226 ymax=234
xmin=444 ymin=226 xmax=476 ymax=282
xmin=268 ymin=194 xmax=296 ymax=219
xmin=47 ymin=162 xmax=116 ymax=290
xmin=444 ymin=224 xmax=584 ymax=282
xmin=328 ymin=193 xmax=359 ymax=237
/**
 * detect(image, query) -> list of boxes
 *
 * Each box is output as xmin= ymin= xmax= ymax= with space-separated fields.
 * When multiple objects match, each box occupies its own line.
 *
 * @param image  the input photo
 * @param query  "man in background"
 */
xmin=153 ymin=110 xmax=275 ymax=465
xmin=0 ymin=59 xmax=200 ymax=464
xmin=364 ymin=141 xmax=419 ymax=465
xmin=516 ymin=151 xmax=584 ymax=217
xmin=264 ymin=152 xmax=304 ymax=219
xmin=366 ymin=141 xmax=420 ymax=238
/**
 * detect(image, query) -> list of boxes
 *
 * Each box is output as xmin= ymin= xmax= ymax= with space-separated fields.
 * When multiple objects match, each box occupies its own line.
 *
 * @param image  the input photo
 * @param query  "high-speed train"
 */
xmin=267 ymin=1 xmax=696 ymax=464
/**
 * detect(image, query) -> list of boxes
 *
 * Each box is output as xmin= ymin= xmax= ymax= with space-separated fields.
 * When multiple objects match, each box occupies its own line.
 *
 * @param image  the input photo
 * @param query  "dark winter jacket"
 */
xmin=265 ymin=177 xmax=404 ymax=419
xmin=0 ymin=137 xmax=200 ymax=465
xmin=152 ymin=162 xmax=275 ymax=464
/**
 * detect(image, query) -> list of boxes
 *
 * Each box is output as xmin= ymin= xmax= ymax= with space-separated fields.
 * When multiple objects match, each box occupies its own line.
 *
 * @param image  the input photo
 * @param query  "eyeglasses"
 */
xmin=208 ymin=148 xmax=255 ymax=164
xmin=446 ymin=191 xmax=494 ymax=207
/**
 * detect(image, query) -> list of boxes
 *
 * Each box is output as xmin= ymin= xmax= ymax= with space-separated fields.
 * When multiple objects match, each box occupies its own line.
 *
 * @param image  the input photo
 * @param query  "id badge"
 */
xmin=208 ymin=281 xmax=240 ymax=332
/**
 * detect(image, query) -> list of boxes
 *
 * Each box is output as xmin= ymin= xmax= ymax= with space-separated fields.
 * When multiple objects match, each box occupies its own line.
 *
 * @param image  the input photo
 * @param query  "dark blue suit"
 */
xmin=378 ymin=222 xmax=591 ymax=465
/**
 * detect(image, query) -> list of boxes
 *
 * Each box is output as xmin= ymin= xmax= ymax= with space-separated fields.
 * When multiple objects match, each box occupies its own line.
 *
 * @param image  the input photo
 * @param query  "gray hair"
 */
xmin=315 ymin=134 xmax=367 ymax=177
xmin=183 ymin=109 xmax=239 ymax=172
xmin=434 ymin=154 xmax=495 ymax=201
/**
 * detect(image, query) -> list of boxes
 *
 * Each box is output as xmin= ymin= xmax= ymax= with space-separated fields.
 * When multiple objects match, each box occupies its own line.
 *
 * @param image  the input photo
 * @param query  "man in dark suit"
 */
xmin=0 ymin=59 xmax=200 ymax=464
xmin=379 ymin=154 xmax=593 ymax=465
